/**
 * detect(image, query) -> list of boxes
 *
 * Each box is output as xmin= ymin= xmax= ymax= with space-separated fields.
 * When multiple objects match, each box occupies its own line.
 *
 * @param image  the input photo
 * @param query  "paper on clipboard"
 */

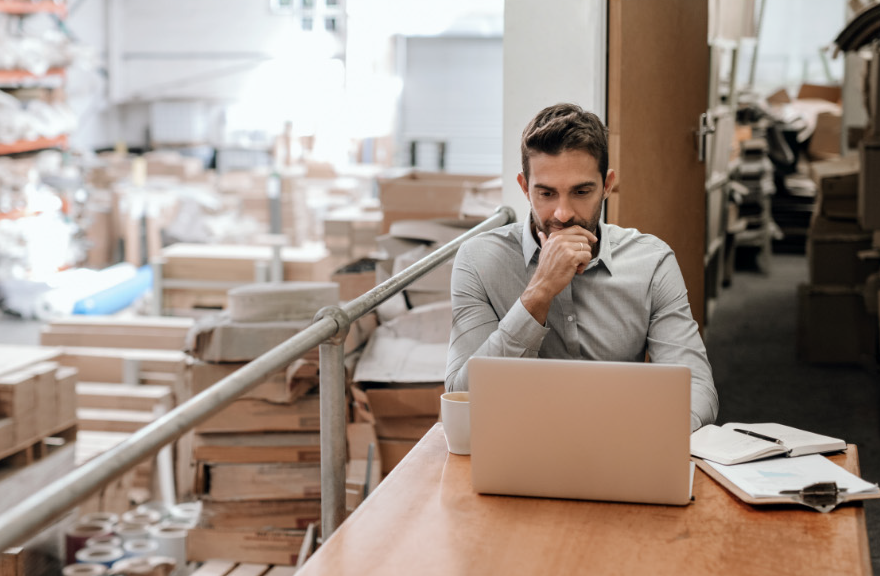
xmin=703 ymin=454 xmax=878 ymax=498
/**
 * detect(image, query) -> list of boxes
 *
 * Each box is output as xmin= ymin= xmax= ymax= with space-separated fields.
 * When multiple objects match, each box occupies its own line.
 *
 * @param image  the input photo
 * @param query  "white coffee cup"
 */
xmin=441 ymin=391 xmax=471 ymax=455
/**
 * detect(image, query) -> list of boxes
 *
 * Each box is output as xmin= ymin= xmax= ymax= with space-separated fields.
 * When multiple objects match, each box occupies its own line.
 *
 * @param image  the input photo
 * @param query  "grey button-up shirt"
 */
xmin=445 ymin=215 xmax=718 ymax=431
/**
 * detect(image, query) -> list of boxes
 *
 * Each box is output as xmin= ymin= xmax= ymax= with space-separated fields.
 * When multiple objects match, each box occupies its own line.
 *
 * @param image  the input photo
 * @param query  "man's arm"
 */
xmin=444 ymin=241 xmax=550 ymax=392
xmin=647 ymin=252 xmax=719 ymax=431
xmin=446 ymin=227 xmax=596 ymax=392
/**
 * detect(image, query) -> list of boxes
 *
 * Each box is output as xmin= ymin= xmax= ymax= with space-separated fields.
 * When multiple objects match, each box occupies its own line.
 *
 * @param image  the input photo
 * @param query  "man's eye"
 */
xmin=576 ymin=189 xmax=590 ymax=196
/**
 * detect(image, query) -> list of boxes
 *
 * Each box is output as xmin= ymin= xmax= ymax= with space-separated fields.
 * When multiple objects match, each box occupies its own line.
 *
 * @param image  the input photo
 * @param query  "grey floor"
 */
xmin=705 ymin=252 xmax=880 ymax=573
xmin=1 ymin=252 xmax=878 ymax=569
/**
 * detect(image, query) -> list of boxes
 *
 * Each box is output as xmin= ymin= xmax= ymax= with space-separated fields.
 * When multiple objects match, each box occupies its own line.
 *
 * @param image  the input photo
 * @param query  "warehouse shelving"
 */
xmin=0 ymin=1 xmax=66 ymax=16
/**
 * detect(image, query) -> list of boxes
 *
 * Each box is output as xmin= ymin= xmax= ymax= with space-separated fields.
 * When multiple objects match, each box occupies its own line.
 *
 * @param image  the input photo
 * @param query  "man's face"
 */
xmin=517 ymin=149 xmax=615 ymax=249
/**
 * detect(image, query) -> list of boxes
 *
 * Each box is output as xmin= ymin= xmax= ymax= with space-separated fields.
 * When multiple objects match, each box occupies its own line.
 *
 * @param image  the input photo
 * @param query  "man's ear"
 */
xmin=603 ymin=169 xmax=616 ymax=200
xmin=517 ymin=172 xmax=529 ymax=199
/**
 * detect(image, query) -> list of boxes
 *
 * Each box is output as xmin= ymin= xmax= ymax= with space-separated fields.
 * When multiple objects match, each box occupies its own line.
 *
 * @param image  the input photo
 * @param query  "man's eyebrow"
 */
xmin=570 ymin=181 xmax=598 ymax=190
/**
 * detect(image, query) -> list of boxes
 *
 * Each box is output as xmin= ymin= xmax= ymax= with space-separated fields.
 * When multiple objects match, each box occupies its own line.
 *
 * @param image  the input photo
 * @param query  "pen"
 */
xmin=733 ymin=428 xmax=785 ymax=445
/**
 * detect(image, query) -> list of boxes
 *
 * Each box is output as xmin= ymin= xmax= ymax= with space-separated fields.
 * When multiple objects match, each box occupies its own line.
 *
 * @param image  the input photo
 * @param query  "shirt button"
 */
xmin=567 ymin=315 xmax=574 ymax=322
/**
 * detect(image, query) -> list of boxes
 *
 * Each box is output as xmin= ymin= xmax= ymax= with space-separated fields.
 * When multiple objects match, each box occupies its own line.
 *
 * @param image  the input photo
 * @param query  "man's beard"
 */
xmin=530 ymin=206 xmax=601 ymax=255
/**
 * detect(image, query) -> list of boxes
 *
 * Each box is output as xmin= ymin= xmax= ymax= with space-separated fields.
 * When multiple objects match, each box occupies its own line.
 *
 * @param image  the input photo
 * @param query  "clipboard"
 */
xmin=693 ymin=445 xmax=880 ymax=513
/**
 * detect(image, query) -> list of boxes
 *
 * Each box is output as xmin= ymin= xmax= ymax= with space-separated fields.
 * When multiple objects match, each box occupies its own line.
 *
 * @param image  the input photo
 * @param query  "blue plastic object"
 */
xmin=72 ymin=265 xmax=153 ymax=315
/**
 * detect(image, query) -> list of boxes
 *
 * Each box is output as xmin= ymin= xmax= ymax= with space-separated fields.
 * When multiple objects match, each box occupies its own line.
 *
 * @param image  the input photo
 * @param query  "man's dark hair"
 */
xmin=520 ymin=103 xmax=609 ymax=185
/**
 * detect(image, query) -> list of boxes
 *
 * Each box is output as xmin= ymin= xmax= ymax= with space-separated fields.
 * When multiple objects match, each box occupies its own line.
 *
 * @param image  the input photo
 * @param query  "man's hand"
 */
xmin=521 ymin=226 xmax=597 ymax=325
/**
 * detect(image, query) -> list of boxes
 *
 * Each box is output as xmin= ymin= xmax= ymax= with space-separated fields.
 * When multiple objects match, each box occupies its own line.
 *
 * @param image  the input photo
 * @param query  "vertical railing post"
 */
xmin=151 ymin=259 xmax=164 ymax=316
xmin=314 ymin=306 xmax=351 ymax=540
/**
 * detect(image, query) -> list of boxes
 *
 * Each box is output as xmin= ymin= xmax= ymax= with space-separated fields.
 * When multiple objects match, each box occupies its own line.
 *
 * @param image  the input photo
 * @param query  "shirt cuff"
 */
xmin=498 ymin=298 xmax=550 ymax=352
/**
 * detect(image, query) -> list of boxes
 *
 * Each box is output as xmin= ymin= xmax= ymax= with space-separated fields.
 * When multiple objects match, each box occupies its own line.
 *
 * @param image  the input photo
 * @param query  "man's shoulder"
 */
xmin=461 ymin=221 xmax=523 ymax=252
xmin=606 ymin=223 xmax=673 ymax=255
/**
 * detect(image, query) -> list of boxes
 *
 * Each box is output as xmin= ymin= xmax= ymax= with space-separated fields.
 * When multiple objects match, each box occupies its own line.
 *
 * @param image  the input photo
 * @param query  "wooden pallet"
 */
xmin=0 ymin=421 xmax=77 ymax=470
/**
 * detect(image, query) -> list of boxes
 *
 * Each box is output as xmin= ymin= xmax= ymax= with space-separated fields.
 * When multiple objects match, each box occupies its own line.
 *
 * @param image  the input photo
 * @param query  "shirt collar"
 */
xmin=521 ymin=213 xmax=614 ymax=274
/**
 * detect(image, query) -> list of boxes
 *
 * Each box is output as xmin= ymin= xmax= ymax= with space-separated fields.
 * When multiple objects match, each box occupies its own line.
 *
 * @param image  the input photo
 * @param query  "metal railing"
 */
xmin=0 ymin=205 xmax=516 ymax=551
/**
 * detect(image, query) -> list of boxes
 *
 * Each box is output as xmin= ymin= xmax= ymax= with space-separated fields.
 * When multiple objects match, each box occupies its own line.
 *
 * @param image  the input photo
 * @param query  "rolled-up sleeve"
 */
xmin=445 ymin=241 xmax=548 ymax=392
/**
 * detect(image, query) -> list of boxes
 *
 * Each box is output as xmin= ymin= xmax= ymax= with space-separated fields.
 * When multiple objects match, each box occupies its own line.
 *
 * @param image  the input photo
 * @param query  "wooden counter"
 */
xmin=298 ymin=424 xmax=872 ymax=575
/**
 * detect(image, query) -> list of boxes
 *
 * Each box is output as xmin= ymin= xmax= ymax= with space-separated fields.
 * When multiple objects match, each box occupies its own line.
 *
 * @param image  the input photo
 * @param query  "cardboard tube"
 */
xmin=75 ymin=545 xmax=125 ymax=568
xmin=65 ymin=522 xmax=112 ymax=565
xmin=123 ymin=538 xmax=159 ymax=558
xmin=146 ymin=525 xmax=187 ymax=573
xmin=85 ymin=535 xmax=123 ymax=549
xmin=121 ymin=510 xmax=162 ymax=526
xmin=62 ymin=564 xmax=108 ymax=576
xmin=111 ymin=556 xmax=177 ymax=576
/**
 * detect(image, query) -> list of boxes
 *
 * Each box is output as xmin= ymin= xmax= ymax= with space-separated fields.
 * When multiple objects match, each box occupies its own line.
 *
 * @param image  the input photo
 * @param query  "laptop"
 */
xmin=467 ymin=357 xmax=693 ymax=506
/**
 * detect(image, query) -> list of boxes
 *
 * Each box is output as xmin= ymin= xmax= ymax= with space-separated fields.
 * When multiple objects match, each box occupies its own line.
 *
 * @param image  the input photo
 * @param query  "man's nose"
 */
xmin=554 ymin=195 xmax=574 ymax=223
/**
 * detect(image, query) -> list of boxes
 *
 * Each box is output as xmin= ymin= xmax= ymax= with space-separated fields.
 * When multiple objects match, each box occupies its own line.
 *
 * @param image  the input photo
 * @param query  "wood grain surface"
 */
xmin=298 ymin=424 xmax=871 ymax=576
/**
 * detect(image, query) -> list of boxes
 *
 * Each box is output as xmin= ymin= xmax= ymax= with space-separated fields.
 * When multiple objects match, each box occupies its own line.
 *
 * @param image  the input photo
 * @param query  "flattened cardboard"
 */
xmin=196 ymin=395 xmax=321 ymax=433
xmin=193 ymin=432 xmax=320 ymax=464
xmin=201 ymin=462 xmax=321 ymax=500
xmin=186 ymin=527 xmax=305 ymax=565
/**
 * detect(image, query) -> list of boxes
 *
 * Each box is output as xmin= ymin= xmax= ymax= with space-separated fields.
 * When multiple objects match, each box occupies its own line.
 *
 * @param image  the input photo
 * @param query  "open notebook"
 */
xmin=467 ymin=357 xmax=693 ymax=506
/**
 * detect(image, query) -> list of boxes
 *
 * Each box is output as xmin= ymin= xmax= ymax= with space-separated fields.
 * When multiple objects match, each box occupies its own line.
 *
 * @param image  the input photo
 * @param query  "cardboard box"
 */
xmin=378 ymin=171 xmax=495 ymax=234
xmin=192 ymin=432 xmax=320 ymax=464
xmin=0 ymin=418 xmax=14 ymax=452
xmin=808 ymin=111 xmax=842 ymax=160
xmin=859 ymin=141 xmax=880 ymax=230
xmin=30 ymin=361 xmax=59 ymax=436
xmin=797 ymin=83 xmax=842 ymax=103
xmin=810 ymin=156 xmax=859 ymax=220
xmin=185 ymin=317 xmax=312 ymax=363
xmin=55 ymin=366 xmax=78 ymax=424
xmin=40 ymin=316 xmax=194 ymax=351
xmin=374 ymin=416 xmax=438 ymax=440
xmin=198 ymin=462 xmax=320 ymax=500
xmin=0 ymin=369 xmax=37 ymax=444
xmin=186 ymin=527 xmax=305 ymax=565
xmin=378 ymin=438 xmax=419 ymax=475
xmin=797 ymin=284 xmax=878 ymax=364
xmin=365 ymin=386 xmax=444 ymax=419
xmin=807 ymin=215 xmax=873 ymax=285
xmin=57 ymin=347 xmax=186 ymax=385
xmin=331 ymin=258 xmax=378 ymax=302
xmin=196 ymin=395 xmax=321 ymax=433
xmin=188 ymin=360 xmax=313 ymax=403
xmin=160 ymin=243 xmax=332 ymax=284
xmin=199 ymin=499 xmax=321 ymax=530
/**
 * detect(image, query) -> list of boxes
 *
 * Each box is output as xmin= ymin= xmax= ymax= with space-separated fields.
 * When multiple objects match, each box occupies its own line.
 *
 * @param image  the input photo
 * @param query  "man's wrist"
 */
xmin=520 ymin=283 xmax=553 ymax=325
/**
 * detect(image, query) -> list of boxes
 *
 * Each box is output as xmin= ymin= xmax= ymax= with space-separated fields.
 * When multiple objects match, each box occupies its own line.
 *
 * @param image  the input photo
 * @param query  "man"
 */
xmin=445 ymin=103 xmax=718 ymax=431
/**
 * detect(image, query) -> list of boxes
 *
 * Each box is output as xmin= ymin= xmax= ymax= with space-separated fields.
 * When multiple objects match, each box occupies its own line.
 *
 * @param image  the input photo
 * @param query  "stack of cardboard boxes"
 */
xmin=155 ymin=243 xmax=333 ymax=316
xmin=37 ymin=316 xmax=194 ymax=511
xmin=0 ymin=345 xmax=77 ymax=464
xmin=799 ymin=153 xmax=880 ymax=364
xmin=352 ymin=303 xmax=449 ymax=474
xmin=182 ymin=281 xmax=377 ymax=564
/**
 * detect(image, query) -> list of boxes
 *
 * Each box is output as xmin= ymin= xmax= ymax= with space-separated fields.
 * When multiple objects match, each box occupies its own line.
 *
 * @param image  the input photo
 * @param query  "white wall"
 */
xmin=502 ymin=0 xmax=607 ymax=221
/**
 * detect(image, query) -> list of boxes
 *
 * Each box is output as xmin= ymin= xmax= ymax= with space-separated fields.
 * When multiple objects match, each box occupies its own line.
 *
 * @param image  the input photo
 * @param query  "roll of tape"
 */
xmin=123 ymin=538 xmax=159 ymax=558
xmin=62 ymin=563 xmax=108 ymax=576
xmin=121 ymin=509 xmax=162 ymax=527
xmin=85 ymin=535 xmax=122 ymax=549
xmin=65 ymin=522 xmax=112 ymax=565
xmin=136 ymin=501 xmax=170 ymax=521
xmin=111 ymin=556 xmax=177 ymax=576
xmin=146 ymin=525 xmax=187 ymax=573
xmin=114 ymin=523 xmax=149 ymax=542
xmin=169 ymin=502 xmax=201 ymax=526
xmin=75 ymin=545 xmax=125 ymax=568
xmin=80 ymin=512 xmax=120 ymax=526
